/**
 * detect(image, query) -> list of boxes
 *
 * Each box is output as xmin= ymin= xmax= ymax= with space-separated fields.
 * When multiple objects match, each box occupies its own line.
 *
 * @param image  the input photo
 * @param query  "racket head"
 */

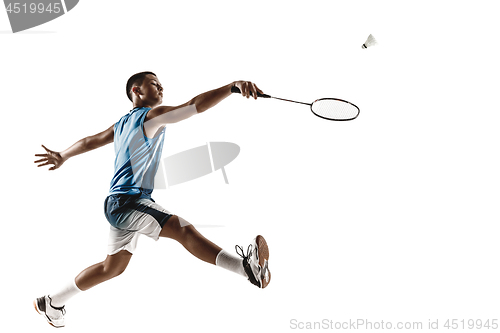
xmin=310 ymin=98 xmax=360 ymax=121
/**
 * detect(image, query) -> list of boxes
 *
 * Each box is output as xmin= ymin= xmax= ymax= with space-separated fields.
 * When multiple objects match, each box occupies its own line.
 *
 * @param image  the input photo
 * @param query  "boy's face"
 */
xmin=137 ymin=74 xmax=163 ymax=107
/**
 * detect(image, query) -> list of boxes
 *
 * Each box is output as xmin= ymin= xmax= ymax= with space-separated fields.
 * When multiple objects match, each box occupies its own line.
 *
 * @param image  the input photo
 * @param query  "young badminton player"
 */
xmin=33 ymin=72 xmax=271 ymax=328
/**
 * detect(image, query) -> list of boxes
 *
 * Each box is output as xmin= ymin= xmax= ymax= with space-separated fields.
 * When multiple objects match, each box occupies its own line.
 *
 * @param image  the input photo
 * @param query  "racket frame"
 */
xmin=310 ymin=98 xmax=360 ymax=121
xmin=230 ymin=86 xmax=360 ymax=121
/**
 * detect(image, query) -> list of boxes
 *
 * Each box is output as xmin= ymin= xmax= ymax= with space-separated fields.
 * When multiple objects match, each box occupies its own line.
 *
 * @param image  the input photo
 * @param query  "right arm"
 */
xmin=189 ymin=80 xmax=262 ymax=113
xmin=144 ymin=80 xmax=263 ymax=131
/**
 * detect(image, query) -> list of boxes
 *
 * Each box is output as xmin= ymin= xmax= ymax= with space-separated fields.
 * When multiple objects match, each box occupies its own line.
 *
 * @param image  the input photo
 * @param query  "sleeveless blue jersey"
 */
xmin=108 ymin=107 xmax=165 ymax=198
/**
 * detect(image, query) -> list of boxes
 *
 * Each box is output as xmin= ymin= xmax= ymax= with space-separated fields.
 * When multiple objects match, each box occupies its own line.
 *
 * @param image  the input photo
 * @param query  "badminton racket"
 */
xmin=231 ymin=86 xmax=360 ymax=121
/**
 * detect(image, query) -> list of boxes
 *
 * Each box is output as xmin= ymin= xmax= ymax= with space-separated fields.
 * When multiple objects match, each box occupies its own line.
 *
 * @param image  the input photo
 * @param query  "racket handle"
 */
xmin=231 ymin=86 xmax=270 ymax=98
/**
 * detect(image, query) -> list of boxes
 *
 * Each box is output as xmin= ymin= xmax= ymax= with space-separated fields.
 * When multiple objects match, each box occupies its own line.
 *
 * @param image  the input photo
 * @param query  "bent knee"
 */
xmin=161 ymin=215 xmax=192 ymax=240
xmin=102 ymin=253 xmax=131 ymax=278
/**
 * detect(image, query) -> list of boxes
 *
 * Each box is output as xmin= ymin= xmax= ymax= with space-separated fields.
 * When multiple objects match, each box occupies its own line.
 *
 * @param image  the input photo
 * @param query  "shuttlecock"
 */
xmin=362 ymin=34 xmax=377 ymax=49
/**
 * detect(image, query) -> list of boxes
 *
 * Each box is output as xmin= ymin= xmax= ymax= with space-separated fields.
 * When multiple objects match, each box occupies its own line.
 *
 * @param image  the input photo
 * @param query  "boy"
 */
xmin=33 ymin=72 xmax=271 ymax=328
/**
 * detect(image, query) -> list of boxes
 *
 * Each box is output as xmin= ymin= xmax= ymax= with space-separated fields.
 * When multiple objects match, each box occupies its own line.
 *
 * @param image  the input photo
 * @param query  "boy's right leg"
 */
xmin=159 ymin=215 xmax=221 ymax=264
xmin=160 ymin=215 xmax=271 ymax=288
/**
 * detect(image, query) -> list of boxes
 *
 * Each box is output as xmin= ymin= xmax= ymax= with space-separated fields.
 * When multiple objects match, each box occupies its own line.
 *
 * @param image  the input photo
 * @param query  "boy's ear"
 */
xmin=132 ymin=87 xmax=141 ymax=97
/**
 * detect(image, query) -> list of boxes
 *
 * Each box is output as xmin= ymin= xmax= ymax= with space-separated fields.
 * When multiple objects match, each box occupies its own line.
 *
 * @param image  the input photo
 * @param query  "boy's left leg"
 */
xmin=34 ymin=250 xmax=133 ymax=328
xmin=74 ymin=249 xmax=133 ymax=290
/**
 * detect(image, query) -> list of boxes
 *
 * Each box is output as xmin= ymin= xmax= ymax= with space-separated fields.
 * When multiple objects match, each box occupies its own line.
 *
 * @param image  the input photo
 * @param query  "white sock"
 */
xmin=215 ymin=249 xmax=247 ymax=278
xmin=49 ymin=279 xmax=82 ymax=308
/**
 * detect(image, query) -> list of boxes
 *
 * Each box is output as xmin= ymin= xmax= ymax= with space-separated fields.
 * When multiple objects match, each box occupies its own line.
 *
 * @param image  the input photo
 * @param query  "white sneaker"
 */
xmin=34 ymin=295 xmax=66 ymax=328
xmin=236 ymin=235 xmax=271 ymax=288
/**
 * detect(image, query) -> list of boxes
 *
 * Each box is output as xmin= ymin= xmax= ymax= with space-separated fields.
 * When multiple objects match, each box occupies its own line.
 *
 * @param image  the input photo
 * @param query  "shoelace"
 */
xmin=236 ymin=243 xmax=269 ymax=288
xmin=235 ymin=244 xmax=253 ymax=261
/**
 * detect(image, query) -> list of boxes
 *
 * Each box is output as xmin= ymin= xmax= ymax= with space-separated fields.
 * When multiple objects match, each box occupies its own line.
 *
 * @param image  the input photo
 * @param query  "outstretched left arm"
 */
xmin=35 ymin=125 xmax=114 ymax=171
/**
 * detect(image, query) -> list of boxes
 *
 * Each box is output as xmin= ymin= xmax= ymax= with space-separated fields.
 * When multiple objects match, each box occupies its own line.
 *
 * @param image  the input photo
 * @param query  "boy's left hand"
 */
xmin=35 ymin=145 xmax=65 ymax=171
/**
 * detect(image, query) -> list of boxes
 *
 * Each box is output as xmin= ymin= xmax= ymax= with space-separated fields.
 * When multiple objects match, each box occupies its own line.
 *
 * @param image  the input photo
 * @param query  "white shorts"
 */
xmin=104 ymin=194 xmax=173 ymax=255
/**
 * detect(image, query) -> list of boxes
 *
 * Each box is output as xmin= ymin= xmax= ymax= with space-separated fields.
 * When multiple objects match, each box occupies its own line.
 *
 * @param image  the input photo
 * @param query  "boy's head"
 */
xmin=126 ymin=71 xmax=163 ymax=107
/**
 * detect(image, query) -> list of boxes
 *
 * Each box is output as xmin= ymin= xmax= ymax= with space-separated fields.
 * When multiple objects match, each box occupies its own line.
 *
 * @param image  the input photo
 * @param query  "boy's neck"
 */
xmin=133 ymin=103 xmax=151 ymax=109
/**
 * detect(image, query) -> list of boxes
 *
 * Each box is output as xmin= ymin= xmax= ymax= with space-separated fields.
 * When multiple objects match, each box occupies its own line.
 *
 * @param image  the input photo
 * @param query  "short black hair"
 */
xmin=126 ymin=71 xmax=156 ymax=101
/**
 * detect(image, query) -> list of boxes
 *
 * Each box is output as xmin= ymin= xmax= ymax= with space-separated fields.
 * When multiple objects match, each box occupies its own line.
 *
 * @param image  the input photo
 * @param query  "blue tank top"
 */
xmin=108 ymin=107 xmax=165 ymax=198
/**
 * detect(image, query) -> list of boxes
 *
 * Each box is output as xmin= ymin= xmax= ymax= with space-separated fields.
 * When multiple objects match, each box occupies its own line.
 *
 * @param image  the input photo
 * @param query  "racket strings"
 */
xmin=311 ymin=99 xmax=359 ymax=120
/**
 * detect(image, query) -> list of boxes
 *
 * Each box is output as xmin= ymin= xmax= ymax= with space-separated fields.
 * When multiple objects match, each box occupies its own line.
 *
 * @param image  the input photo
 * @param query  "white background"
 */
xmin=1 ymin=1 xmax=499 ymax=332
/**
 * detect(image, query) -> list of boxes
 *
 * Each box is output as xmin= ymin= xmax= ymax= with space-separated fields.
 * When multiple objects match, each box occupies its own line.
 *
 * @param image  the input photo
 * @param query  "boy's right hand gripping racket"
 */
xmin=231 ymin=86 xmax=360 ymax=121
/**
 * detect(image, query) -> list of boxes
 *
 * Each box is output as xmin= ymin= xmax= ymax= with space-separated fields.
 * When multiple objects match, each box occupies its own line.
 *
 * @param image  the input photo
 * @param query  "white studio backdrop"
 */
xmin=1 ymin=1 xmax=499 ymax=332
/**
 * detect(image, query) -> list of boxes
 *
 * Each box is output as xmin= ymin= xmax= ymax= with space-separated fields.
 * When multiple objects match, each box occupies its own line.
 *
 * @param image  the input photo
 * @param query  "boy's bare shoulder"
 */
xmin=145 ymin=102 xmax=193 ymax=122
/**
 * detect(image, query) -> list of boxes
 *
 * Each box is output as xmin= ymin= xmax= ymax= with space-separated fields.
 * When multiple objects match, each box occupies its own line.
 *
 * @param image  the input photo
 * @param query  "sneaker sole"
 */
xmin=255 ymin=235 xmax=271 ymax=288
xmin=33 ymin=299 xmax=64 ymax=328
